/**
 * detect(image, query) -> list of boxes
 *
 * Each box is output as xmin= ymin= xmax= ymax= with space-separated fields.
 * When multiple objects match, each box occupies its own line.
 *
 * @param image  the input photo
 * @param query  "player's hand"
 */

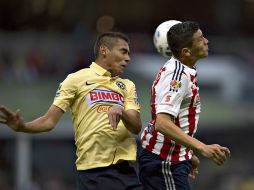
xmin=199 ymin=144 xmax=230 ymax=166
xmin=0 ymin=105 xmax=25 ymax=131
xmin=189 ymin=154 xmax=200 ymax=179
xmin=108 ymin=105 xmax=124 ymax=130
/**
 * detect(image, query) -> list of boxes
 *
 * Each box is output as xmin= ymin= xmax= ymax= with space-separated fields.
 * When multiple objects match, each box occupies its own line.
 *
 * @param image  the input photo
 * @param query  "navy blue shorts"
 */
xmin=76 ymin=161 xmax=143 ymax=190
xmin=138 ymin=148 xmax=192 ymax=190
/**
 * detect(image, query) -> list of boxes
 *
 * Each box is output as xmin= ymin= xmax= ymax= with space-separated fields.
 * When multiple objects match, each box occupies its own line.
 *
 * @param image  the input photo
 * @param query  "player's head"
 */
xmin=94 ymin=32 xmax=131 ymax=76
xmin=167 ymin=21 xmax=209 ymax=60
xmin=94 ymin=32 xmax=130 ymax=59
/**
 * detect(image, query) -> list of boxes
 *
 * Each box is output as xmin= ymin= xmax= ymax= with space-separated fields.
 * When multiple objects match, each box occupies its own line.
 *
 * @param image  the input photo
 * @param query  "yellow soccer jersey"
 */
xmin=53 ymin=62 xmax=140 ymax=170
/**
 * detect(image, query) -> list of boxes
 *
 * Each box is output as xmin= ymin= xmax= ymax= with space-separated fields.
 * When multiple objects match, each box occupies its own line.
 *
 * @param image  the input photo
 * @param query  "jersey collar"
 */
xmin=171 ymin=57 xmax=197 ymax=76
xmin=90 ymin=62 xmax=112 ymax=77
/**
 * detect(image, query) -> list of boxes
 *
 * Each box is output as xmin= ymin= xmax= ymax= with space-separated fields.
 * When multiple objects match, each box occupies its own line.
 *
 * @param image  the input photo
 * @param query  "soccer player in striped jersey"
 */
xmin=138 ymin=21 xmax=231 ymax=190
xmin=0 ymin=32 xmax=143 ymax=190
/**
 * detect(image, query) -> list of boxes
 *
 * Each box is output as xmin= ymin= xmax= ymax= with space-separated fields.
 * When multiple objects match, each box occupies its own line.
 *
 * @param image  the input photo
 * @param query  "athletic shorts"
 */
xmin=76 ymin=161 xmax=143 ymax=190
xmin=138 ymin=148 xmax=192 ymax=190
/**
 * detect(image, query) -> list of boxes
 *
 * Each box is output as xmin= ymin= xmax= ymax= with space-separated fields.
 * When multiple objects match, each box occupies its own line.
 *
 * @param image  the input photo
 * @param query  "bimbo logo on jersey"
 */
xmin=86 ymin=88 xmax=124 ymax=106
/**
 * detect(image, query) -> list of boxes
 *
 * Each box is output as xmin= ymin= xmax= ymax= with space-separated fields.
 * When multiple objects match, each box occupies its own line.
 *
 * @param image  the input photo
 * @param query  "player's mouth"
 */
xmin=121 ymin=65 xmax=127 ymax=69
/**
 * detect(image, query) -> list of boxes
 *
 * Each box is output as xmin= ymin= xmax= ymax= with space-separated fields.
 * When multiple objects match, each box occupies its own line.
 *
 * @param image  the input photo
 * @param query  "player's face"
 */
xmin=190 ymin=29 xmax=209 ymax=59
xmin=106 ymin=39 xmax=130 ymax=77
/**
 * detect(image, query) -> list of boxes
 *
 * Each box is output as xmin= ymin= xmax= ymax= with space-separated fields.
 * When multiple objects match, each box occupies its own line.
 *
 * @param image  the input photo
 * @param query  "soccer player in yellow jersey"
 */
xmin=0 ymin=32 xmax=143 ymax=190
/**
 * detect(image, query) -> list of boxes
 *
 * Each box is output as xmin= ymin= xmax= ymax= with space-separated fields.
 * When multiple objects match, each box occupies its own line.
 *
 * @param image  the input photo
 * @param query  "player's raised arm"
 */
xmin=0 ymin=105 xmax=63 ymax=133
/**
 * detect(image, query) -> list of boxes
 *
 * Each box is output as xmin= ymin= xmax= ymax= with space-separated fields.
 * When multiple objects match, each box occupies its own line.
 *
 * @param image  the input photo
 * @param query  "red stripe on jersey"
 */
xmin=190 ymin=75 xmax=195 ymax=82
xmin=185 ymin=74 xmax=197 ymax=160
xmin=188 ymin=100 xmax=197 ymax=136
xmin=145 ymin=67 xmax=166 ymax=153
xmin=145 ymin=131 xmax=159 ymax=152
xmin=185 ymin=148 xmax=191 ymax=160
xmin=151 ymin=67 xmax=166 ymax=121
xmin=159 ymin=137 xmax=172 ymax=160
xmin=188 ymin=74 xmax=197 ymax=137
xmin=141 ymin=129 xmax=156 ymax=152
xmin=170 ymin=117 xmax=181 ymax=162
xmin=141 ymin=130 xmax=148 ymax=142
xmin=171 ymin=143 xmax=181 ymax=162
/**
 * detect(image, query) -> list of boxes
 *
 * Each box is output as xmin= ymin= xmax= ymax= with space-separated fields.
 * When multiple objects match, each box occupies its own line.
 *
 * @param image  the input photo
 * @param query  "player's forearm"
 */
xmin=19 ymin=105 xmax=63 ymax=133
xmin=155 ymin=114 xmax=206 ymax=152
xmin=121 ymin=110 xmax=142 ymax=134
xmin=20 ymin=116 xmax=56 ymax=133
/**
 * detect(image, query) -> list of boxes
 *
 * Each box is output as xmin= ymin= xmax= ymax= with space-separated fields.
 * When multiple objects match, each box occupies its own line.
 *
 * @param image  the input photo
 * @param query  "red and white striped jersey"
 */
xmin=141 ymin=57 xmax=201 ymax=163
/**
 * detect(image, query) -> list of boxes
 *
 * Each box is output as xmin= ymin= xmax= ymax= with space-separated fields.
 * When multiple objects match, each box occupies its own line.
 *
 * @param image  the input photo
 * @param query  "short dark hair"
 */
xmin=94 ymin=32 xmax=130 ymax=59
xmin=167 ymin=21 xmax=200 ymax=58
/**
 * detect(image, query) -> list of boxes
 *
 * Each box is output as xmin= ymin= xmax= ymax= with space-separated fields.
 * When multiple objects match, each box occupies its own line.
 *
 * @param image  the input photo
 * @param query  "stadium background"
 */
xmin=0 ymin=0 xmax=254 ymax=189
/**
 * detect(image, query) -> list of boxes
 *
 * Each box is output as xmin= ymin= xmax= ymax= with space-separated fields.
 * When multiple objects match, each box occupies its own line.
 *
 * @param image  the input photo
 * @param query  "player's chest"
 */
xmin=79 ymin=79 xmax=127 ymax=105
xmin=185 ymin=78 xmax=201 ymax=106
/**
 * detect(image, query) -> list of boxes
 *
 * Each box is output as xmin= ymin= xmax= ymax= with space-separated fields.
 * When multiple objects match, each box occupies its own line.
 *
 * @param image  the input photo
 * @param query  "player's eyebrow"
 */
xmin=120 ymin=47 xmax=130 ymax=54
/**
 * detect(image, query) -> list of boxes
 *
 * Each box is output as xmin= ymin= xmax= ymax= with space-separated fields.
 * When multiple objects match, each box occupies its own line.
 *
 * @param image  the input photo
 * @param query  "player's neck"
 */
xmin=178 ymin=57 xmax=196 ymax=69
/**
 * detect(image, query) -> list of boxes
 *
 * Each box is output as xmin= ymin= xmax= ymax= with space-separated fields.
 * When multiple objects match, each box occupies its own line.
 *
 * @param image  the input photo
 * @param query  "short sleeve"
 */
xmin=124 ymin=81 xmax=140 ymax=112
xmin=53 ymin=74 xmax=78 ymax=112
xmin=156 ymin=70 xmax=188 ymax=117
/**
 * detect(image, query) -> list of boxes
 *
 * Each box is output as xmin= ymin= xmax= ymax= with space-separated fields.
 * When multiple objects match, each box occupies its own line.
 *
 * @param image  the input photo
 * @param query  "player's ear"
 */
xmin=100 ymin=45 xmax=108 ymax=57
xmin=182 ymin=48 xmax=191 ymax=56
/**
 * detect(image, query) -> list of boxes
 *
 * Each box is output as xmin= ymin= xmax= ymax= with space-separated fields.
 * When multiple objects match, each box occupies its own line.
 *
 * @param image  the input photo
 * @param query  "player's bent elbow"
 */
xmin=127 ymin=124 xmax=141 ymax=134
xmin=132 ymin=125 xmax=142 ymax=134
xmin=154 ymin=122 xmax=160 ymax=131
xmin=45 ymin=125 xmax=55 ymax=132
xmin=154 ymin=120 xmax=165 ymax=134
xmin=155 ymin=113 xmax=174 ymax=134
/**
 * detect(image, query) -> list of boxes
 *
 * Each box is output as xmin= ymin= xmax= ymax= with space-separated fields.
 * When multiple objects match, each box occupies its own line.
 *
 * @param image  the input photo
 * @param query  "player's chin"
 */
xmin=117 ymin=69 xmax=124 ymax=76
xmin=198 ymin=53 xmax=208 ymax=60
xmin=120 ymin=67 xmax=126 ymax=73
xmin=202 ymin=50 xmax=209 ymax=57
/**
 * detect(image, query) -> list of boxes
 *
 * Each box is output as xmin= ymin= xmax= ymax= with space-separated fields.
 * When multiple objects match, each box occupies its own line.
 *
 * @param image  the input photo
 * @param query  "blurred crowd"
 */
xmin=0 ymin=45 xmax=91 ymax=84
xmin=0 ymin=32 xmax=154 ymax=85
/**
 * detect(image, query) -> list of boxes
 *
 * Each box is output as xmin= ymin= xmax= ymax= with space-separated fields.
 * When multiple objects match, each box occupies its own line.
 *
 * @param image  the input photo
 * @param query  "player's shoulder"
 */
xmin=117 ymin=77 xmax=135 ymax=86
xmin=162 ymin=57 xmax=184 ymax=74
xmin=66 ymin=68 xmax=91 ymax=80
xmin=160 ymin=58 xmax=192 ymax=83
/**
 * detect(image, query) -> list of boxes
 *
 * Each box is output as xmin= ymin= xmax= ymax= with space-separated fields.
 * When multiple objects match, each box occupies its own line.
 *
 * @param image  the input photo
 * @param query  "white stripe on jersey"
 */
xmin=153 ymin=134 xmax=164 ymax=155
xmin=166 ymin=140 xmax=175 ymax=162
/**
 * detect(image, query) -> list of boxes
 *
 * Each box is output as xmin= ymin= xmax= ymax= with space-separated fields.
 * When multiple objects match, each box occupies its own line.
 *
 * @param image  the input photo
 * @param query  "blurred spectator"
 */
xmin=70 ymin=50 xmax=90 ymax=72
xmin=0 ymin=50 xmax=13 ymax=83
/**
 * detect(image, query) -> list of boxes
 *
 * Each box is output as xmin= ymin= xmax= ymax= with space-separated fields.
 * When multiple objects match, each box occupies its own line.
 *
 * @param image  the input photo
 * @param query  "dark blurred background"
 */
xmin=0 ymin=0 xmax=254 ymax=190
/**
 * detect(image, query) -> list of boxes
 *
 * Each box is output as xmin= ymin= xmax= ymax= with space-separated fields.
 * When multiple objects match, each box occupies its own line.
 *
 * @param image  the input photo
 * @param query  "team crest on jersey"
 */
xmin=116 ymin=81 xmax=126 ymax=90
xmin=170 ymin=80 xmax=181 ymax=91
xmin=55 ymin=84 xmax=62 ymax=97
